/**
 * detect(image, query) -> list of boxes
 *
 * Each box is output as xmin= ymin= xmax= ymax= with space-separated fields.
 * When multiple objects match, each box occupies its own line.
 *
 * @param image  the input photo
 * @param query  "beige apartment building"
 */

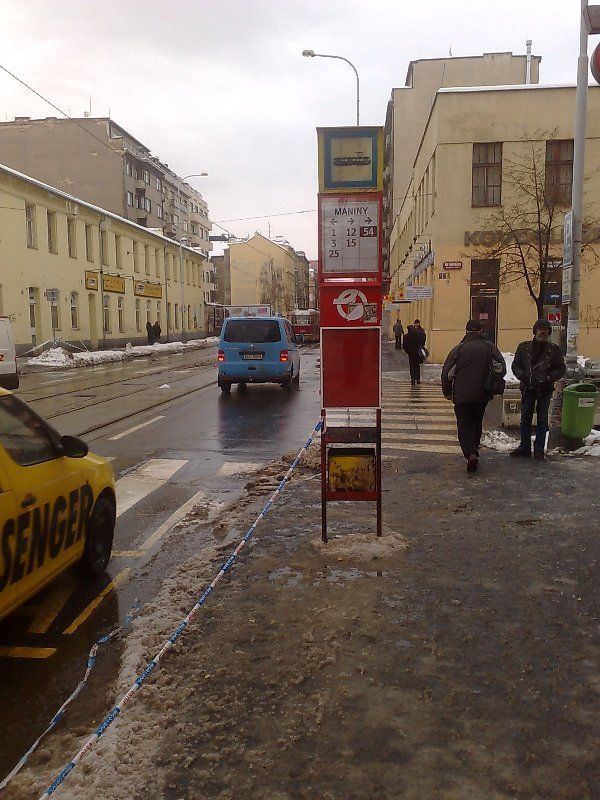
xmin=383 ymin=51 xmax=541 ymax=270
xmin=387 ymin=82 xmax=600 ymax=363
xmin=227 ymin=233 xmax=310 ymax=317
xmin=0 ymin=116 xmax=213 ymax=261
xmin=0 ymin=162 xmax=212 ymax=352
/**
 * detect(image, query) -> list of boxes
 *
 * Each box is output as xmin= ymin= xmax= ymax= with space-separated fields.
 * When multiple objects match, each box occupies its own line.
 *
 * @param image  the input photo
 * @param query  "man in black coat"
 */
xmin=393 ymin=319 xmax=404 ymax=350
xmin=442 ymin=319 xmax=506 ymax=472
xmin=146 ymin=320 xmax=154 ymax=345
xmin=153 ymin=320 xmax=161 ymax=344
xmin=510 ymin=319 xmax=566 ymax=460
xmin=402 ymin=319 xmax=426 ymax=385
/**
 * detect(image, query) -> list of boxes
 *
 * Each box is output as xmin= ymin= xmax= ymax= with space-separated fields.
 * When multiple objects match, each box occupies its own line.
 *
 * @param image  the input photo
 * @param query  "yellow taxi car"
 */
xmin=0 ymin=388 xmax=116 ymax=622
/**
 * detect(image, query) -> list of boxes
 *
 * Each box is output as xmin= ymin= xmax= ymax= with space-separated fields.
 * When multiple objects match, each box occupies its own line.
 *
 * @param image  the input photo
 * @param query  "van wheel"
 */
xmin=80 ymin=495 xmax=115 ymax=577
xmin=238 ymin=382 xmax=247 ymax=393
xmin=281 ymin=373 xmax=292 ymax=391
xmin=292 ymin=369 xmax=300 ymax=388
xmin=218 ymin=376 xmax=231 ymax=393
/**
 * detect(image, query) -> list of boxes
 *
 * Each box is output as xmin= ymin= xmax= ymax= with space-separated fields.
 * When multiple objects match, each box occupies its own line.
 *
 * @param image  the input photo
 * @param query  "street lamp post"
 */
xmin=177 ymin=172 xmax=207 ymax=341
xmin=302 ymin=49 xmax=360 ymax=126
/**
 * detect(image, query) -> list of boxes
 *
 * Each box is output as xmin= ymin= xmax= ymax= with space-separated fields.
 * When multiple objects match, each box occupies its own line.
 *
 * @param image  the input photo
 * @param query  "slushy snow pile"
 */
xmin=573 ymin=429 xmax=600 ymax=457
xmin=481 ymin=430 xmax=519 ymax=452
xmin=26 ymin=337 xmax=219 ymax=370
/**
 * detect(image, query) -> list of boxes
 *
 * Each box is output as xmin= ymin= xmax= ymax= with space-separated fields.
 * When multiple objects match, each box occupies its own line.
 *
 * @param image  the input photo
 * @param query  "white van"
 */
xmin=0 ymin=317 xmax=19 ymax=390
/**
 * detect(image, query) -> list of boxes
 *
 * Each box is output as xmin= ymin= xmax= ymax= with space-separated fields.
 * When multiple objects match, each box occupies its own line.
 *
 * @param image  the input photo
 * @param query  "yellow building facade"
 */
xmin=227 ymin=233 xmax=304 ymax=317
xmin=388 ymin=84 xmax=600 ymax=363
xmin=0 ymin=163 xmax=211 ymax=352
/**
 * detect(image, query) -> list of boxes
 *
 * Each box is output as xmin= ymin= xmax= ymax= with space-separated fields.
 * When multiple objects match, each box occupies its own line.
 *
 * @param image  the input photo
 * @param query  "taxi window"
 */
xmin=0 ymin=395 xmax=59 ymax=466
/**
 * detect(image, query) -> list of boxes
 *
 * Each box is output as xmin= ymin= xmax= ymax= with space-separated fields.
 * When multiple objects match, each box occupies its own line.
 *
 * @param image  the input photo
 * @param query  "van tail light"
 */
xmin=279 ymin=349 xmax=289 ymax=363
xmin=218 ymin=349 xmax=225 ymax=362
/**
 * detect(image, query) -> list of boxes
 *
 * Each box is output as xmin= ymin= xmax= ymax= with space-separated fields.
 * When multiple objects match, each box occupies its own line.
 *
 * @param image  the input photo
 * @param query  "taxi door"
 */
xmin=0 ymin=455 xmax=19 ymax=620
xmin=0 ymin=395 xmax=89 ymax=613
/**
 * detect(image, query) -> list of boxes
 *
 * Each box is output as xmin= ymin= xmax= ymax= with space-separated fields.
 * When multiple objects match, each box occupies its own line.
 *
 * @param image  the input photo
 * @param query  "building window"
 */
xmin=100 ymin=229 xmax=109 ymax=266
xmin=145 ymin=244 xmax=150 ymax=275
xmin=173 ymin=213 xmax=179 ymax=226
xmin=126 ymin=191 xmax=134 ymax=207
xmin=175 ymin=303 xmax=179 ymax=329
xmin=146 ymin=299 xmax=151 ymax=325
xmin=156 ymin=204 xmax=163 ymax=219
xmin=50 ymin=302 xmax=60 ymax=332
xmin=133 ymin=240 xmax=140 ymax=272
xmin=118 ymin=297 xmax=125 ymax=332
xmin=85 ymin=224 xmax=94 ymax=262
xmin=115 ymin=234 xmax=122 ymax=268
xmin=67 ymin=216 xmax=77 ymax=258
xmin=135 ymin=298 xmax=141 ymax=331
xmin=144 ymin=170 xmax=150 ymax=184
xmin=545 ymin=139 xmax=574 ymax=205
xmin=25 ymin=203 xmax=37 ymax=249
xmin=156 ymin=177 xmax=162 ymax=191
xmin=182 ymin=221 xmax=189 ymax=232
xmin=144 ymin=197 xmax=151 ymax=213
xmin=70 ymin=291 xmax=79 ymax=329
xmin=165 ymin=252 xmax=172 ymax=280
xmin=46 ymin=210 xmax=58 ymax=254
xmin=472 ymin=142 xmax=502 ymax=207
xmin=167 ymin=302 xmax=172 ymax=331
xmin=156 ymin=301 xmax=161 ymax=327
xmin=126 ymin=162 xmax=133 ymax=177
xmin=103 ymin=295 xmax=111 ymax=333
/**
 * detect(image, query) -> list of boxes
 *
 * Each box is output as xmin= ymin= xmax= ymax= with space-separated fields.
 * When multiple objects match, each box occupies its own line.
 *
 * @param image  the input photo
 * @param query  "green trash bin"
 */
xmin=561 ymin=382 xmax=599 ymax=439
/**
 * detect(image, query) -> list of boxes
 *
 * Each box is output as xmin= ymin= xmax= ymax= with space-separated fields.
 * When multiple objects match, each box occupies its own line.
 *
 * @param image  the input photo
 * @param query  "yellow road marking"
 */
xmin=28 ymin=583 xmax=74 ymax=634
xmin=63 ymin=569 xmax=130 ymax=635
xmin=0 ymin=646 xmax=57 ymax=659
xmin=112 ymin=549 xmax=145 ymax=558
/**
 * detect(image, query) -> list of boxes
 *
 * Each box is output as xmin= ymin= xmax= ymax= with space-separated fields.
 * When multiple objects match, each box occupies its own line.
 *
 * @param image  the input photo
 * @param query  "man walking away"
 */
xmin=442 ymin=319 xmax=506 ymax=472
xmin=146 ymin=320 xmax=154 ymax=345
xmin=393 ymin=319 xmax=404 ymax=350
xmin=153 ymin=320 xmax=161 ymax=345
xmin=403 ymin=319 xmax=426 ymax=385
xmin=510 ymin=319 xmax=566 ymax=460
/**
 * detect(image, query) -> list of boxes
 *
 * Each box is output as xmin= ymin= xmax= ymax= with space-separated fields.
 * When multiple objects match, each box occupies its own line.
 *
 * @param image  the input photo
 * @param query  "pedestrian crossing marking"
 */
xmin=382 ymin=442 xmax=461 ymax=454
xmin=384 ymin=431 xmax=458 ymax=442
xmin=27 ymin=583 xmax=74 ymax=634
xmin=0 ymin=646 xmax=57 ymax=659
xmin=116 ymin=458 xmax=188 ymax=517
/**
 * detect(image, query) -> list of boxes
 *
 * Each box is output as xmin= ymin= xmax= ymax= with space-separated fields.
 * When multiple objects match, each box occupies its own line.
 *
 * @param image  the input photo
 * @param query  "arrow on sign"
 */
xmin=348 ymin=218 xmax=354 ymax=224
xmin=364 ymin=217 xmax=372 ymax=224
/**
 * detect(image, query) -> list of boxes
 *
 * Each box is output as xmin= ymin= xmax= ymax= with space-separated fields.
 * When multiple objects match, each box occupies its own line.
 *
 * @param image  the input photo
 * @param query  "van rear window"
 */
xmin=223 ymin=320 xmax=281 ymax=343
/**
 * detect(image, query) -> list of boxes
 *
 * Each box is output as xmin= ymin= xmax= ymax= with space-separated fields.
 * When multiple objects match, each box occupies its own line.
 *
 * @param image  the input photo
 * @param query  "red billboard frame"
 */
xmin=321 ymin=327 xmax=381 ymax=408
xmin=318 ymin=192 xmax=383 ymax=285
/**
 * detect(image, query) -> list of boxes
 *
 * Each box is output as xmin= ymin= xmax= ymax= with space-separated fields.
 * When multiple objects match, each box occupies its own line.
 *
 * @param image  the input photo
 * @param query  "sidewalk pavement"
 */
xmin=7 ymin=357 xmax=600 ymax=800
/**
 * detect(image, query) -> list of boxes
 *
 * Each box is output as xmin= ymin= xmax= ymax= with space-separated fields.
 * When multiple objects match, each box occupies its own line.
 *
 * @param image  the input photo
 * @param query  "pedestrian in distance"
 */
xmin=402 ymin=319 xmax=427 ymax=385
xmin=393 ymin=318 xmax=404 ymax=350
xmin=510 ymin=319 xmax=566 ymax=460
xmin=442 ymin=319 xmax=506 ymax=473
xmin=146 ymin=320 xmax=154 ymax=345
xmin=153 ymin=320 xmax=161 ymax=344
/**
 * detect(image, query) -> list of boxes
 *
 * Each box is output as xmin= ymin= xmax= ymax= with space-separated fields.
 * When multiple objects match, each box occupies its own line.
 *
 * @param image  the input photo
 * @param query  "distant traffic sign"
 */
xmin=563 ymin=210 xmax=573 ymax=267
xmin=44 ymin=288 xmax=59 ymax=303
xmin=406 ymin=285 xmax=433 ymax=301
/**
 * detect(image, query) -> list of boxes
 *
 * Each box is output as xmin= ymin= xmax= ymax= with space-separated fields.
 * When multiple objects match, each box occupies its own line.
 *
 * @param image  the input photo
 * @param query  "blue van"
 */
xmin=217 ymin=316 xmax=301 ymax=393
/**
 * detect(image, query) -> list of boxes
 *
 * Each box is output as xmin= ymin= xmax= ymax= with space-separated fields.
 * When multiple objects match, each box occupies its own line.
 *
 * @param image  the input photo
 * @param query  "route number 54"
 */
xmin=360 ymin=226 xmax=377 ymax=237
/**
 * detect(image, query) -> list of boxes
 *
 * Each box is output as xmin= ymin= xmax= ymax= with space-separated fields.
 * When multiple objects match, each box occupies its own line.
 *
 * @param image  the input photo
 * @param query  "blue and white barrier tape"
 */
xmin=38 ymin=419 xmax=322 ymax=798
xmin=0 ymin=602 xmax=140 ymax=792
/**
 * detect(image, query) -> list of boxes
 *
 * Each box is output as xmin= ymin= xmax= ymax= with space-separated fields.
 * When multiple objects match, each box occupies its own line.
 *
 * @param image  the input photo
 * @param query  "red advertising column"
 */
xmin=316 ymin=127 xmax=384 ymax=542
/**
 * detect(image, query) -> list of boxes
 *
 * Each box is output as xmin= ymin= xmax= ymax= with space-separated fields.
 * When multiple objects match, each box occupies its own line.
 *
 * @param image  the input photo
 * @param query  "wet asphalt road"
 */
xmin=0 ymin=344 xmax=322 ymax=781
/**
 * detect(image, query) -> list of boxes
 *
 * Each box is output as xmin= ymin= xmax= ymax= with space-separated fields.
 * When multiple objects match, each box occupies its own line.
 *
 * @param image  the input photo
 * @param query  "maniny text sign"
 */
xmin=320 ymin=195 xmax=380 ymax=274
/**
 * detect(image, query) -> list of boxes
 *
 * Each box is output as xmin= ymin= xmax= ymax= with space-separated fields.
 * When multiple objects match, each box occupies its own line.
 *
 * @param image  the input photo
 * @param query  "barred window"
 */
xmin=472 ymin=143 xmax=502 ymax=207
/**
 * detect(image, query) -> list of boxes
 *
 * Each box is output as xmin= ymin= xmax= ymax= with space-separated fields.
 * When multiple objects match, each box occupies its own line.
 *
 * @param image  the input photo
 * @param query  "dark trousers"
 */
xmin=519 ymin=389 xmax=553 ymax=454
xmin=454 ymin=401 xmax=488 ymax=459
xmin=408 ymin=353 xmax=421 ymax=383
xmin=395 ymin=335 xmax=402 ymax=350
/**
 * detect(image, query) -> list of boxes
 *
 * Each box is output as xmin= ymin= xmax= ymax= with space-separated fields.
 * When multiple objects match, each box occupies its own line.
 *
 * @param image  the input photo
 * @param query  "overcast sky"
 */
xmin=0 ymin=0 xmax=587 ymax=258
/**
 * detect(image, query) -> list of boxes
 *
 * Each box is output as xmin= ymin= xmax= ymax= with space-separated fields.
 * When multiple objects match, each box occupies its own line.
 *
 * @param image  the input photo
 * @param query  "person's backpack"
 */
xmin=483 ymin=342 xmax=506 ymax=396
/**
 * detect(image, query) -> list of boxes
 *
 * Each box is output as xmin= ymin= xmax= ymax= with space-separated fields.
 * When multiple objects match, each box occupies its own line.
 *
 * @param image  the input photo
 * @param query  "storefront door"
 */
xmin=470 ymin=295 xmax=498 ymax=345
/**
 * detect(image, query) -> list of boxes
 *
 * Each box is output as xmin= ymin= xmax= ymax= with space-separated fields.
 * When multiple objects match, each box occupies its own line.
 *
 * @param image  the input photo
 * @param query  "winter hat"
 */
xmin=465 ymin=319 xmax=482 ymax=332
xmin=533 ymin=319 xmax=552 ymax=333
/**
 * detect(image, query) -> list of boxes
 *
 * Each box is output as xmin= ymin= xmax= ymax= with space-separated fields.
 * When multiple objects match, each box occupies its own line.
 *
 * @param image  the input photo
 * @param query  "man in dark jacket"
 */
xmin=153 ymin=320 xmax=161 ymax=344
xmin=402 ymin=319 xmax=426 ymax=385
xmin=442 ymin=319 xmax=506 ymax=472
xmin=510 ymin=319 xmax=566 ymax=460
xmin=393 ymin=319 xmax=404 ymax=350
xmin=146 ymin=320 xmax=154 ymax=345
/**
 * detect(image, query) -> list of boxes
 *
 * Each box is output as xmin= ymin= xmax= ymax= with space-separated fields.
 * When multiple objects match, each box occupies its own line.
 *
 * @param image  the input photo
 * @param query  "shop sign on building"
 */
xmin=85 ymin=270 xmax=99 ymax=290
xmin=102 ymin=275 xmax=126 ymax=294
xmin=406 ymin=285 xmax=433 ymax=301
xmin=443 ymin=261 xmax=463 ymax=270
xmin=134 ymin=281 xmax=162 ymax=299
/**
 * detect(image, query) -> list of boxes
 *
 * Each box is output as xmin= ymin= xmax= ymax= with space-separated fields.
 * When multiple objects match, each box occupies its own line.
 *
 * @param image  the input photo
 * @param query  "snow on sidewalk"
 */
xmin=25 ymin=337 xmax=219 ymax=370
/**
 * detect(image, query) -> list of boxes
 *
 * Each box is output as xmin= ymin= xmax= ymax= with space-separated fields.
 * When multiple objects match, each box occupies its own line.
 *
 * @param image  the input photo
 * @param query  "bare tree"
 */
xmin=470 ymin=131 xmax=599 ymax=318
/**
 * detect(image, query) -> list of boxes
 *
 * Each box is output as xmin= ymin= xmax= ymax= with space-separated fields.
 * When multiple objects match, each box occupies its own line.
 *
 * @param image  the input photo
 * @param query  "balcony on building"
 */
xmin=135 ymin=178 xmax=146 ymax=192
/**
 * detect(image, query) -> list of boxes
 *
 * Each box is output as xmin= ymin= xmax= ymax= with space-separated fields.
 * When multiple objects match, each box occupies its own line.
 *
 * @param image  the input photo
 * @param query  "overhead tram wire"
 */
xmin=215 ymin=209 xmax=316 ymax=223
